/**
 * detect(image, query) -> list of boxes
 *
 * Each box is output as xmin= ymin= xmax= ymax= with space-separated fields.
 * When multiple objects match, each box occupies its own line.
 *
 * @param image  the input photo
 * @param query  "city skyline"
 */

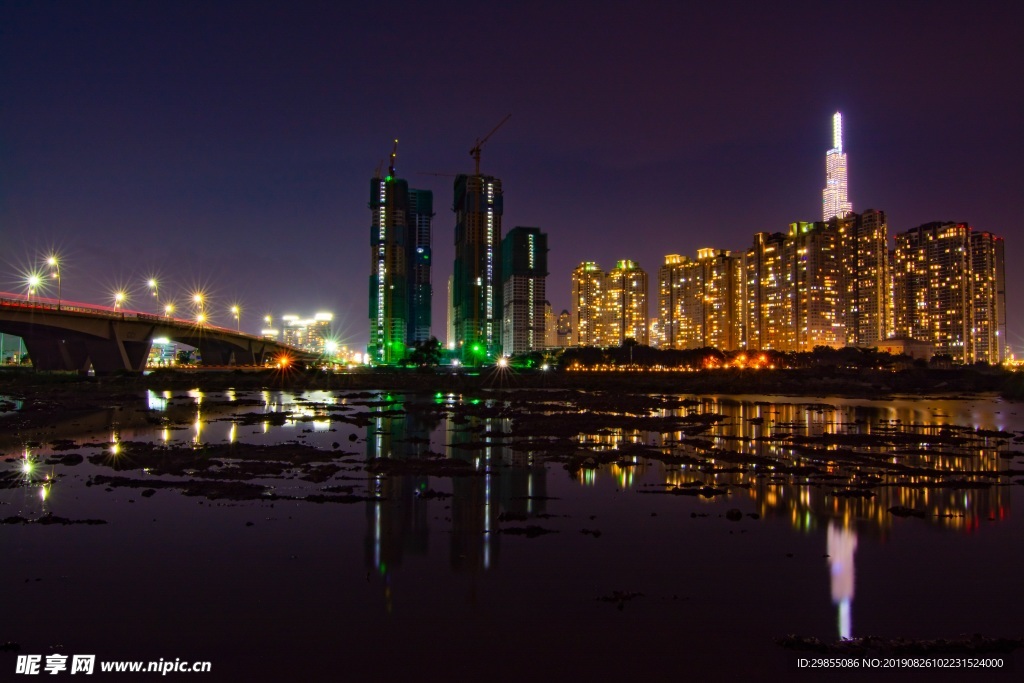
xmin=2 ymin=2 xmax=1021 ymax=353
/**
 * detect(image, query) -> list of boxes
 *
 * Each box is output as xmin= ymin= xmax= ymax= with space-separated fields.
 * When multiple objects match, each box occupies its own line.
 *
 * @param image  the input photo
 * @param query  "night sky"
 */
xmin=2 ymin=1 xmax=1022 ymax=352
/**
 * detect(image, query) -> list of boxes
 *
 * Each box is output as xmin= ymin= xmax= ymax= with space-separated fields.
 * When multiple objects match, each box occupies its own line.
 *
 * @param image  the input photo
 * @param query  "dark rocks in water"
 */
xmin=500 ymin=525 xmax=558 ymax=538
xmin=141 ymin=489 xmax=156 ymax=498
xmin=725 ymin=508 xmax=743 ymax=521
xmin=638 ymin=485 xmax=728 ymax=499
xmin=597 ymin=590 xmax=644 ymax=610
xmin=418 ymin=488 xmax=453 ymax=500
xmin=44 ymin=453 xmax=84 ymax=466
xmin=829 ymin=488 xmax=876 ymax=498
xmin=2 ymin=514 xmax=106 ymax=525
xmin=888 ymin=505 xmax=927 ymax=518
xmin=302 ymin=493 xmax=382 ymax=504
xmin=367 ymin=457 xmax=480 ymax=477
xmin=499 ymin=511 xmax=529 ymax=522
xmin=746 ymin=512 xmax=760 ymax=519
xmin=348 ymin=433 xmax=358 ymax=442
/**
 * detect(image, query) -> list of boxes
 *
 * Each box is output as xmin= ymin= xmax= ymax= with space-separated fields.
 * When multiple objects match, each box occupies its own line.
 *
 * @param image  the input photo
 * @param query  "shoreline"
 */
xmin=0 ymin=365 xmax=1015 ymax=399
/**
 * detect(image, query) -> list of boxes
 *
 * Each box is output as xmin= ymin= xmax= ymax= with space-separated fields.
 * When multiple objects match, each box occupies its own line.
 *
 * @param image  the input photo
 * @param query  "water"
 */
xmin=2 ymin=389 xmax=1022 ymax=679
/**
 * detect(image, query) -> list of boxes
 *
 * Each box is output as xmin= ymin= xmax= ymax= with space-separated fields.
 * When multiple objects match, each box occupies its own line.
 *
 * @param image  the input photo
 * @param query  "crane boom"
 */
xmin=470 ymin=114 xmax=511 ymax=175
xmin=387 ymin=139 xmax=398 ymax=177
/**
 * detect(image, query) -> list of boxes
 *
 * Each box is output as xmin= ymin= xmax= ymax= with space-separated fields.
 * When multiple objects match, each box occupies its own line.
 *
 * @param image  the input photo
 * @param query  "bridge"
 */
xmin=0 ymin=292 xmax=318 ymax=374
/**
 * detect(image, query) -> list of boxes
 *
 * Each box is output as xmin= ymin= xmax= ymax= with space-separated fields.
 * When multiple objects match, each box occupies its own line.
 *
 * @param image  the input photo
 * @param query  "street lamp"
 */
xmin=231 ymin=305 xmax=240 ymax=332
xmin=26 ymin=274 xmax=41 ymax=301
xmin=46 ymin=256 xmax=61 ymax=309
xmin=165 ymin=303 xmax=175 ymax=319
xmin=114 ymin=291 xmax=126 ymax=310
xmin=147 ymin=278 xmax=160 ymax=313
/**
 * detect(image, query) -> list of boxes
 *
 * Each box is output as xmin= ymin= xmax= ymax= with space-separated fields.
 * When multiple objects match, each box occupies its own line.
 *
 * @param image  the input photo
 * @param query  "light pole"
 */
xmin=148 ymin=278 xmax=159 ymax=313
xmin=47 ymin=256 xmax=61 ymax=309
xmin=193 ymin=293 xmax=205 ymax=326
xmin=164 ymin=303 xmax=175 ymax=319
xmin=26 ymin=274 xmax=41 ymax=302
xmin=114 ymin=291 xmax=126 ymax=311
xmin=231 ymin=305 xmax=240 ymax=332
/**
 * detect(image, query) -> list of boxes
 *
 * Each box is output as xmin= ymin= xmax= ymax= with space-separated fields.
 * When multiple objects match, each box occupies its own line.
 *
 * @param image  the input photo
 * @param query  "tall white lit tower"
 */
xmin=822 ymin=112 xmax=852 ymax=221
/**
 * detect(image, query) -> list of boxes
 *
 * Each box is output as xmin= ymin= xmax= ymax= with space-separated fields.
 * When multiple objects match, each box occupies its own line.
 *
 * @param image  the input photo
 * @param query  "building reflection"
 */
xmin=827 ymin=521 xmax=857 ymax=640
xmin=364 ymin=395 xmax=548 ymax=610
xmin=577 ymin=396 xmax=1011 ymax=534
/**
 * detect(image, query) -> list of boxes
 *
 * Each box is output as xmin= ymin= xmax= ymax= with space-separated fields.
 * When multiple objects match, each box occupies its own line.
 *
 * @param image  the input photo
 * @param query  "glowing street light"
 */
xmin=231 ymin=305 xmax=240 ymax=332
xmin=196 ymin=312 xmax=206 ymax=326
xmin=164 ymin=303 xmax=175 ymax=318
xmin=46 ymin=255 xmax=62 ymax=309
xmin=147 ymin=278 xmax=161 ymax=313
xmin=26 ymin=273 xmax=41 ymax=301
xmin=113 ymin=291 xmax=126 ymax=310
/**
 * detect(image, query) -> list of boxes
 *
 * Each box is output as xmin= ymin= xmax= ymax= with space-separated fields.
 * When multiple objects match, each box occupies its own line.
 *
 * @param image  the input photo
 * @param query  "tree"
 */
xmin=408 ymin=337 xmax=442 ymax=368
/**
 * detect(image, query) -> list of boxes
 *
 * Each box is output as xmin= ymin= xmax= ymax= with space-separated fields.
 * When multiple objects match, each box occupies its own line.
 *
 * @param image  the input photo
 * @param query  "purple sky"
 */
xmin=2 ymin=1 xmax=1022 ymax=352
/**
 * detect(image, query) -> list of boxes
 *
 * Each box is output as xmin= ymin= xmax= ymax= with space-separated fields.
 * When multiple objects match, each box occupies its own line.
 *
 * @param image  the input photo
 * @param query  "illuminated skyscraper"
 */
xmin=571 ymin=262 xmax=604 ymax=346
xmin=658 ymin=250 xmax=742 ymax=350
xmin=822 ymin=112 xmax=852 ymax=221
xmin=787 ymin=221 xmax=843 ymax=350
xmin=742 ymin=231 xmax=793 ymax=350
xmin=369 ymin=150 xmax=433 ymax=365
xmin=452 ymin=173 xmax=502 ymax=362
xmin=970 ymin=231 xmax=1006 ymax=363
xmin=836 ymin=209 xmax=891 ymax=345
xmin=604 ymin=259 xmax=648 ymax=346
xmin=893 ymin=223 xmax=1005 ymax=363
xmin=501 ymin=227 xmax=548 ymax=356
xmin=282 ymin=313 xmax=334 ymax=354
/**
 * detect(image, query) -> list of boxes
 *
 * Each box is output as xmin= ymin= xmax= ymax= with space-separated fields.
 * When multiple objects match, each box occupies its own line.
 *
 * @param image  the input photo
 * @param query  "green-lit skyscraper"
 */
xmin=452 ymin=173 xmax=503 ymax=362
xmin=368 ymin=150 xmax=433 ymax=364
xmin=501 ymin=227 xmax=548 ymax=356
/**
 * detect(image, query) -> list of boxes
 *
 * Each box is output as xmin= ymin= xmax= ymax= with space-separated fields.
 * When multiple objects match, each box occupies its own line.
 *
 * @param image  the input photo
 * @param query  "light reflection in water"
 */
xmin=827 ymin=522 xmax=857 ymax=640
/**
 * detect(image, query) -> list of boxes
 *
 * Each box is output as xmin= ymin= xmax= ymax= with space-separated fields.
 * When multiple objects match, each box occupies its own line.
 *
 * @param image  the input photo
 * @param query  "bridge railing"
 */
xmin=1 ymin=291 xmax=313 ymax=352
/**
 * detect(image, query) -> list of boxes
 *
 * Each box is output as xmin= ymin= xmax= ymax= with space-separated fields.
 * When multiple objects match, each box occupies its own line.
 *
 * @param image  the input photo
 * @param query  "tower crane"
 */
xmin=469 ymin=114 xmax=511 ymax=176
xmin=387 ymin=139 xmax=398 ymax=178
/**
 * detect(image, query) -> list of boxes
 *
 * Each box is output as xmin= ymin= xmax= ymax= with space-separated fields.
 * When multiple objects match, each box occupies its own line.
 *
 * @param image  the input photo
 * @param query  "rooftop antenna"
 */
xmin=470 ymin=114 xmax=511 ymax=176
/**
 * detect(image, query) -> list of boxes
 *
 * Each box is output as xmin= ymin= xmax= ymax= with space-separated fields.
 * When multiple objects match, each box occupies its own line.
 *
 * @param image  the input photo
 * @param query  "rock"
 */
xmin=725 ymin=508 xmax=743 ymax=521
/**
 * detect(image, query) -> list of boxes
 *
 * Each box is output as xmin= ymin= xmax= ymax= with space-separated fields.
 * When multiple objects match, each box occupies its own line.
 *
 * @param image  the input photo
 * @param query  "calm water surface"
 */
xmin=2 ymin=389 xmax=1022 ymax=680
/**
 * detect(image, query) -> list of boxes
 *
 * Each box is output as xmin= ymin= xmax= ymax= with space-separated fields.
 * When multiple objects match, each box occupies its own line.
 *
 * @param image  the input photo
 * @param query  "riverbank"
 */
xmin=0 ymin=365 xmax=1015 ymax=396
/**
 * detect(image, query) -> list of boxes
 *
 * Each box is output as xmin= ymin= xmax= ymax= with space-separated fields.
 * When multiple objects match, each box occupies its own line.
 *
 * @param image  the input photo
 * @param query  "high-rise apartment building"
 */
xmin=970 ymin=231 xmax=1007 ymax=364
xmin=893 ymin=222 xmax=1005 ymax=363
xmin=742 ymin=231 xmax=794 ymax=351
xmin=788 ymin=221 xmax=843 ymax=350
xmin=571 ymin=262 xmax=604 ymax=346
xmin=823 ymin=112 xmax=852 ymax=221
xmin=604 ymin=259 xmax=648 ymax=346
xmin=836 ymin=209 xmax=891 ymax=345
xmin=368 ymin=156 xmax=433 ymax=365
xmin=452 ymin=173 xmax=503 ymax=361
xmin=282 ymin=313 xmax=333 ymax=354
xmin=658 ymin=250 xmax=742 ymax=349
xmin=501 ymin=227 xmax=548 ymax=356
xmin=555 ymin=309 xmax=572 ymax=348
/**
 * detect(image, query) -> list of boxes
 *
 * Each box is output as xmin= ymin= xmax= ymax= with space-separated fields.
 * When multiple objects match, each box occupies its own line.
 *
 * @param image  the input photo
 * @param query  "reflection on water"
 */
xmin=828 ymin=522 xmax=857 ymax=640
xmin=3 ymin=388 xmax=1021 ymax=657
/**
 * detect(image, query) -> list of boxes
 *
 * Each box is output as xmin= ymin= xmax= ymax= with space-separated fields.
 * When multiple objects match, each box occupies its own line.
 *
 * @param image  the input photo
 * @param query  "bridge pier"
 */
xmin=21 ymin=335 xmax=90 ymax=372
